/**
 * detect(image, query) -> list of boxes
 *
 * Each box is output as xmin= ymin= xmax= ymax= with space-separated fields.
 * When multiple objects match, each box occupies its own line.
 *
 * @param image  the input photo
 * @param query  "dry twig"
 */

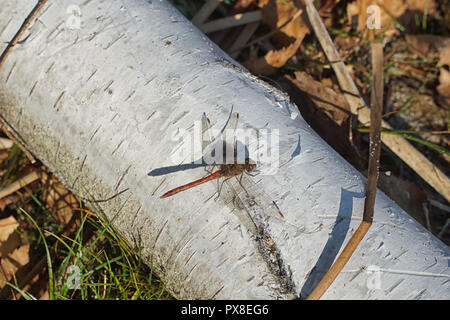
xmin=308 ymin=42 xmax=384 ymax=300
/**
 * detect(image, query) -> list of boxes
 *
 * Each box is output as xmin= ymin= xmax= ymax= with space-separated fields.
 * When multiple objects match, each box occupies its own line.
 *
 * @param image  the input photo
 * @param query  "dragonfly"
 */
xmin=160 ymin=110 xmax=301 ymax=237
xmin=160 ymin=112 xmax=259 ymax=197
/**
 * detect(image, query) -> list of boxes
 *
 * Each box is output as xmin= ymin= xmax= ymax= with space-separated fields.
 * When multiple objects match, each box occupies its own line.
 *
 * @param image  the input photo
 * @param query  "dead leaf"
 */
xmin=0 ymin=138 xmax=13 ymax=150
xmin=348 ymin=0 xmax=406 ymax=31
xmin=258 ymin=0 xmax=310 ymax=47
xmin=0 ymin=216 xmax=19 ymax=242
xmin=316 ymin=0 xmax=341 ymax=27
xmin=405 ymin=0 xmax=436 ymax=13
xmin=0 ymin=244 xmax=30 ymax=289
xmin=318 ymin=0 xmax=341 ymax=17
xmin=40 ymin=177 xmax=77 ymax=227
xmin=292 ymin=71 xmax=351 ymax=125
xmin=243 ymin=36 xmax=303 ymax=75
xmin=347 ymin=0 xmax=436 ymax=35
xmin=405 ymin=35 xmax=450 ymax=66
xmin=334 ymin=34 xmax=360 ymax=52
xmin=0 ymin=216 xmax=21 ymax=259
xmin=405 ymin=34 xmax=450 ymax=105
xmin=437 ymin=68 xmax=450 ymax=105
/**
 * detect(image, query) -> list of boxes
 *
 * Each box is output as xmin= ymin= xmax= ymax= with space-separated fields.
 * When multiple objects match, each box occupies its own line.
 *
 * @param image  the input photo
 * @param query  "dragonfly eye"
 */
xmin=246 ymin=163 xmax=256 ymax=172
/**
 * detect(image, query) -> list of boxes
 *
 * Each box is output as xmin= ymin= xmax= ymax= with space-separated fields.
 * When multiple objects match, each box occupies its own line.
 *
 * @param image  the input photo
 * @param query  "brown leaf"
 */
xmin=0 ymin=216 xmax=21 ymax=259
xmin=0 ymin=216 xmax=19 ymax=242
xmin=347 ymin=0 xmax=436 ymax=35
xmin=405 ymin=34 xmax=450 ymax=105
xmin=292 ymin=71 xmax=351 ymax=125
xmin=40 ymin=176 xmax=77 ymax=227
xmin=437 ymin=68 xmax=450 ymax=105
xmin=0 ymin=244 xmax=30 ymax=289
xmin=318 ymin=0 xmax=341 ymax=17
xmin=405 ymin=35 xmax=450 ymax=66
xmin=243 ymin=34 xmax=304 ymax=75
xmin=258 ymin=0 xmax=310 ymax=47
xmin=405 ymin=0 xmax=436 ymax=13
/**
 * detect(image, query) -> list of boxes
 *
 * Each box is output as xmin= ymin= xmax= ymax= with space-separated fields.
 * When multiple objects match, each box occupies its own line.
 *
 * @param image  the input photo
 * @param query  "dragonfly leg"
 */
xmin=214 ymin=178 xmax=221 ymax=201
xmin=244 ymin=170 xmax=259 ymax=178
xmin=215 ymin=176 xmax=233 ymax=201
xmin=237 ymin=173 xmax=250 ymax=197
xmin=204 ymin=163 xmax=216 ymax=174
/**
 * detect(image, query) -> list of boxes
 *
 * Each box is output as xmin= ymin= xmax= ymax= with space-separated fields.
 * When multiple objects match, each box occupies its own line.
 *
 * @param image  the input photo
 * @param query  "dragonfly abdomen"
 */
xmin=160 ymin=170 xmax=222 ymax=198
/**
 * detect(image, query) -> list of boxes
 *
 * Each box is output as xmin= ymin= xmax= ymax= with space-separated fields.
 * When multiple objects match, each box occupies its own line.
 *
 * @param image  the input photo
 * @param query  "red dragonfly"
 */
xmin=160 ymin=159 xmax=256 ymax=198
xmin=160 ymin=111 xmax=290 ymax=228
xmin=160 ymin=112 xmax=258 ymax=198
xmin=159 ymin=110 xmax=305 ymax=237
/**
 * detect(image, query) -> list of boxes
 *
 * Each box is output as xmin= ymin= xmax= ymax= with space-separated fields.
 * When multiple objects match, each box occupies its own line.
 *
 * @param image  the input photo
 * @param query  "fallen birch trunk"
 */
xmin=0 ymin=0 xmax=448 ymax=299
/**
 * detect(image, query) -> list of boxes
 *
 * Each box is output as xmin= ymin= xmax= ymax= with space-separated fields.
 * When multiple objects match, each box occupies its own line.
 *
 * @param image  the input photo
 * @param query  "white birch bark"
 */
xmin=0 ymin=0 xmax=448 ymax=299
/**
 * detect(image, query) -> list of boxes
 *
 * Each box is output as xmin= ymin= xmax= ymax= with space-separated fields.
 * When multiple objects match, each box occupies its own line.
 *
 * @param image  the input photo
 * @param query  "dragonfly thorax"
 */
xmin=219 ymin=159 xmax=256 ymax=178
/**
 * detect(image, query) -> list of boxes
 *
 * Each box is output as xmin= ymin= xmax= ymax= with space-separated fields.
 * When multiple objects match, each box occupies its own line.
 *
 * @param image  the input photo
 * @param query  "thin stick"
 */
xmin=0 ymin=170 xmax=41 ymax=200
xmin=307 ymin=42 xmax=384 ymax=300
xmin=363 ymin=43 xmax=383 ymax=223
xmin=303 ymin=0 xmax=450 ymax=203
xmin=307 ymin=221 xmax=372 ymax=300
xmin=0 ymin=0 xmax=48 ymax=69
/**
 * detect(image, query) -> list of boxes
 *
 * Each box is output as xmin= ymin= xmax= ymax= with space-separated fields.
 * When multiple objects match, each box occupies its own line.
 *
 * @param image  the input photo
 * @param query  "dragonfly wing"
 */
xmin=234 ymin=175 xmax=303 ymax=237
xmin=201 ymin=113 xmax=214 ymax=151
xmin=223 ymin=112 xmax=239 ymax=164
xmin=201 ymin=112 xmax=219 ymax=167
xmin=220 ymin=177 xmax=260 ymax=237
xmin=203 ymin=109 xmax=239 ymax=165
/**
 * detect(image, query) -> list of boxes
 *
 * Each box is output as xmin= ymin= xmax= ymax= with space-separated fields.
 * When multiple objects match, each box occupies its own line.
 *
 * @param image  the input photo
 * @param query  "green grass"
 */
xmin=356 ymin=127 xmax=450 ymax=157
xmin=0 ymin=137 xmax=172 ymax=300
xmin=0 ymin=166 xmax=172 ymax=299
xmin=32 ymin=207 xmax=170 ymax=300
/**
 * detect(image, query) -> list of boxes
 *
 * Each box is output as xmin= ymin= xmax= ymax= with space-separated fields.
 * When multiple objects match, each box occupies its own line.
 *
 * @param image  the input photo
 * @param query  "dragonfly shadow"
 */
xmin=299 ymin=187 xmax=365 ymax=299
xmin=148 ymin=158 xmax=207 ymax=177
xmin=149 ymin=107 xmax=244 ymax=178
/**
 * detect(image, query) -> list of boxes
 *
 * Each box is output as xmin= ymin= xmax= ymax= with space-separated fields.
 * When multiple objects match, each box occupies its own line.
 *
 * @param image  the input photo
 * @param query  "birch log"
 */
xmin=0 ymin=0 xmax=448 ymax=299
